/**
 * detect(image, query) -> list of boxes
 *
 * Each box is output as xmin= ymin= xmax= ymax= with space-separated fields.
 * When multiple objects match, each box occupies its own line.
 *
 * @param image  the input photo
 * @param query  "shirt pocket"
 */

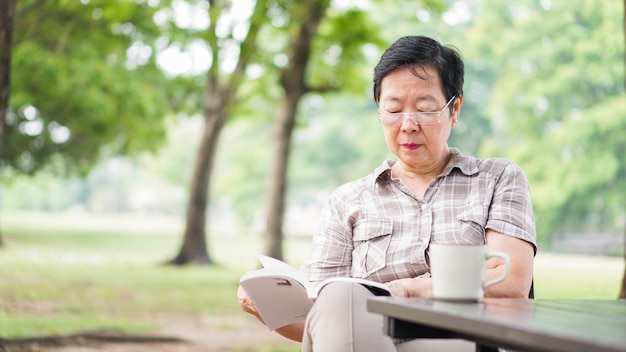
xmin=351 ymin=218 xmax=393 ymax=277
xmin=457 ymin=205 xmax=488 ymax=244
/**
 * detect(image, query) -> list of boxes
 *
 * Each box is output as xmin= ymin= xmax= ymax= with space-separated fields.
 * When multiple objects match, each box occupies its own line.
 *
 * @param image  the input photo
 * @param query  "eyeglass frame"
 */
xmin=378 ymin=95 xmax=456 ymax=126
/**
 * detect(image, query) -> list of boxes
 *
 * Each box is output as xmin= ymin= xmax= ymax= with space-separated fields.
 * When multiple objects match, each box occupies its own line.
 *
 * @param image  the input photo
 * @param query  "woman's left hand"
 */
xmin=386 ymin=277 xmax=432 ymax=297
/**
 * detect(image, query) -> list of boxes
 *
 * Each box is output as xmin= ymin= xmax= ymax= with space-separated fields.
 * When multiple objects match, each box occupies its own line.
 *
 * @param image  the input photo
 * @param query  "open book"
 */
xmin=239 ymin=254 xmax=390 ymax=330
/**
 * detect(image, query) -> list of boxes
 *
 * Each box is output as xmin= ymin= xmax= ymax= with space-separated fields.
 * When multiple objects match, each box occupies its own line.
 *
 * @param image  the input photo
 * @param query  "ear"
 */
xmin=452 ymin=95 xmax=463 ymax=115
xmin=451 ymin=95 xmax=463 ymax=126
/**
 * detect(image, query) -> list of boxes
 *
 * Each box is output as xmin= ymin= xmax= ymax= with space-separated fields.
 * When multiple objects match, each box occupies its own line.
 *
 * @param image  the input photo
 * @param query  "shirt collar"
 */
xmin=442 ymin=148 xmax=480 ymax=177
xmin=373 ymin=160 xmax=394 ymax=187
xmin=372 ymin=148 xmax=479 ymax=189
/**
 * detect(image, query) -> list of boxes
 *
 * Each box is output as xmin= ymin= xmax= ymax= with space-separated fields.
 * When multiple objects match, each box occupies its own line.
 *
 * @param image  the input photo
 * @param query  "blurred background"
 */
xmin=0 ymin=0 xmax=624 ymax=348
xmin=3 ymin=0 xmax=624 ymax=254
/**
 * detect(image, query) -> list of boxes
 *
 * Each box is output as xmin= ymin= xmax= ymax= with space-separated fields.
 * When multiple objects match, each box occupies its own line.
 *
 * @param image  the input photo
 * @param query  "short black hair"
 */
xmin=373 ymin=35 xmax=464 ymax=104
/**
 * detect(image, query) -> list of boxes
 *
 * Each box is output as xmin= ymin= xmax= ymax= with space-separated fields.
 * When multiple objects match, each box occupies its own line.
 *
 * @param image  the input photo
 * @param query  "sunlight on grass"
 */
xmin=534 ymin=252 xmax=624 ymax=299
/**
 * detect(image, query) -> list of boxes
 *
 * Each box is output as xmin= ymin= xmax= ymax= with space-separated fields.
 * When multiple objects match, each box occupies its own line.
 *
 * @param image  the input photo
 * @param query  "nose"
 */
xmin=400 ymin=114 xmax=420 ymax=132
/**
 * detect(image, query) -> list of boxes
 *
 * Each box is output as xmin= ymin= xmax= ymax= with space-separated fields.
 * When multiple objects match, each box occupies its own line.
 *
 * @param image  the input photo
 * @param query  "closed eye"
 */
xmin=416 ymin=107 xmax=439 ymax=113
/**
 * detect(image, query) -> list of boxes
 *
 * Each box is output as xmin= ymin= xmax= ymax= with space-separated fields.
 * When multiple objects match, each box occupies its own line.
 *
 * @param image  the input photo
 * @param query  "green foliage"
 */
xmin=472 ymin=0 xmax=626 ymax=243
xmin=1 ymin=169 xmax=85 ymax=211
xmin=214 ymin=118 xmax=273 ymax=227
xmin=139 ymin=117 xmax=201 ymax=188
xmin=8 ymin=0 xmax=173 ymax=175
xmin=308 ymin=8 xmax=386 ymax=94
xmin=289 ymin=93 xmax=388 ymax=193
xmin=210 ymin=0 xmax=403 ymax=228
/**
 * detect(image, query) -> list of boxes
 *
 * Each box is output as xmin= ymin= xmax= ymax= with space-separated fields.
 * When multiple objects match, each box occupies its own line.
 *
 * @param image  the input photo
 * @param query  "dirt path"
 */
xmin=3 ymin=313 xmax=300 ymax=352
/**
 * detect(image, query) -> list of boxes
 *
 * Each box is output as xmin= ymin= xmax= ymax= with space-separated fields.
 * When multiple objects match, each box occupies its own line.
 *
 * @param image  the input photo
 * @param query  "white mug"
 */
xmin=429 ymin=243 xmax=510 ymax=301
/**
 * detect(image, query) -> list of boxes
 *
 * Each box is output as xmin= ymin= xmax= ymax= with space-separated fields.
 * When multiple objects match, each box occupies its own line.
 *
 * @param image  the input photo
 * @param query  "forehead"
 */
xmin=379 ymin=65 xmax=443 ymax=102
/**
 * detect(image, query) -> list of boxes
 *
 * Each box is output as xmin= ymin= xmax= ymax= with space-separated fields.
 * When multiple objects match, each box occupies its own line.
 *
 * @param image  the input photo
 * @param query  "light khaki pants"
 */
xmin=300 ymin=281 xmax=474 ymax=352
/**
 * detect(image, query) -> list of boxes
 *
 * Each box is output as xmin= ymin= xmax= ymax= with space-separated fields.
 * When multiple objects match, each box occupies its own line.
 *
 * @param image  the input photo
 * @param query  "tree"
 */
xmin=619 ymin=0 xmax=626 ymax=299
xmin=263 ymin=0 xmax=330 ymax=259
xmin=9 ymin=1 xmax=172 ymax=176
xmin=618 ymin=234 xmax=626 ymax=299
xmin=170 ymin=0 xmax=445 ymax=262
xmin=0 ymin=0 xmax=17 ymax=247
xmin=168 ymin=0 xmax=382 ymax=263
xmin=169 ymin=0 xmax=269 ymax=264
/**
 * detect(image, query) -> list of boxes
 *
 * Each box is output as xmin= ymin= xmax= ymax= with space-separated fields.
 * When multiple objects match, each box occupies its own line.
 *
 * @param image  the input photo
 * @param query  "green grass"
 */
xmin=0 ymin=210 xmax=624 ymax=340
xmin=534 ymin=252 xmax=624 ymax=299
xmin=0 ymin=233 xmax=244 ymax=337
xmin=0 ymin=210 xmax=311 ymax=341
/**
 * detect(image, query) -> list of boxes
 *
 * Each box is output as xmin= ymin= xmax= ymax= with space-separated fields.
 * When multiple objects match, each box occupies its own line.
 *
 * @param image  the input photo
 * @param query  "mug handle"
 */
xmin=483 ymin=251 xmax=510 ymax=289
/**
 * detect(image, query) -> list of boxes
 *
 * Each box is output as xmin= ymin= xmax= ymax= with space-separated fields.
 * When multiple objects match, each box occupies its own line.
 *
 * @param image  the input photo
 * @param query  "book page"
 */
xmin=313 ymin=277 xmax=390 ymax=299
xmin=257 ymin=254 xmax=296 ymax=270
xmin=257 ymin=254 xmax=311 ymax=287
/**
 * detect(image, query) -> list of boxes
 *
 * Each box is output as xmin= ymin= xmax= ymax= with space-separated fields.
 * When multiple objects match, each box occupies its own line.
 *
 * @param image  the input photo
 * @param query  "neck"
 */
xmin=393 ymin=148 xmax=452 ymax=181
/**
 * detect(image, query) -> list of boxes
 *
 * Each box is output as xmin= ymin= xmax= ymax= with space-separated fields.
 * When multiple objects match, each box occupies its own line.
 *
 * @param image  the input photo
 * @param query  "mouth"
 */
xmin=402 ymin=143 xmax=421 ymax=150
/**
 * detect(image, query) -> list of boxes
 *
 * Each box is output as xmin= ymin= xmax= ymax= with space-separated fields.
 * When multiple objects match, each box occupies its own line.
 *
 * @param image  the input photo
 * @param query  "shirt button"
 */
xmin=421 ymin=203 xmax=428 ymax=210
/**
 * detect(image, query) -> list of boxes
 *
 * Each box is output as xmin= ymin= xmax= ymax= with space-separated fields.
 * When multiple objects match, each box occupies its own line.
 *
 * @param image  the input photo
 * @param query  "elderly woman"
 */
xmin=239 ymin=35 xmax=537 ymax=352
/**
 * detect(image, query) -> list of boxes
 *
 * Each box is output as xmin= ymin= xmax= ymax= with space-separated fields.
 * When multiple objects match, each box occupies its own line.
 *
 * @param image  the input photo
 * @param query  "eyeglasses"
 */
xmin=378 ymin=96 xmax=456 ymax=126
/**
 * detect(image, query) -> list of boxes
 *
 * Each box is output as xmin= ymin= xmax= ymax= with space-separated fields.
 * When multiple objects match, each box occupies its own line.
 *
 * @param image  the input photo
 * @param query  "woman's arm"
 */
xmin=274 ymin=321 xmax=306 ymax=342
xmin=385 ymin=231 xmax=534 ymax=298
xmin=484 ymin=229 xmax=534 ymax=298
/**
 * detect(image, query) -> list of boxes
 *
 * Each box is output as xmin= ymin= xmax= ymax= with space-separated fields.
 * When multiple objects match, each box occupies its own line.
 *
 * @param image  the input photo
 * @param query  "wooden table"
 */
xmin=367 ymin=297 xmax=626 ymax=352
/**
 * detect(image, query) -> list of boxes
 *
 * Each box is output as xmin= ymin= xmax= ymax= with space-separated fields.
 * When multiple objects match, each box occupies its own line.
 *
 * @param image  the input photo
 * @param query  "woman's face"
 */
xmin=378 ymin=65 xmax=462 ymax=173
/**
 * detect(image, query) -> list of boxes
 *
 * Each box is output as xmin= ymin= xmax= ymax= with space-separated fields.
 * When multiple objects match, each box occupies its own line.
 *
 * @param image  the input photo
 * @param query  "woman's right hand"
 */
xmin=239 ymin=284 xmax=306 ymax=342
xmin=237 ymin=285 xmax=265 ymax=324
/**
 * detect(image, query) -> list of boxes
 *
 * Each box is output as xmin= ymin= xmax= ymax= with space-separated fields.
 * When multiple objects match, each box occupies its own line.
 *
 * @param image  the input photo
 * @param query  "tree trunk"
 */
xmin=619 ymin=0 xmax=626 ymax=299
xmin=263 ymin=0 xmax=329 ymax=260
xmin=264 ymin=93 xmax=300 ymax=260
xmin=619 ymin=235 xmax=626 ymax=299
xmin=169 ymin=86 xmax=229 ymax=265
xmin=0 ymin=0 xmax=17 ymax=247
xmin=168 ymin=0 xmax=267 ymax=266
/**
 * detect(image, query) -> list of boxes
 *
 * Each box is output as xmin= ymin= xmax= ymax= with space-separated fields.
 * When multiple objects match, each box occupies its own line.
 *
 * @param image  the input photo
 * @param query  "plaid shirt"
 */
xmin=301 ymin=148 xmax=537 ymax=283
